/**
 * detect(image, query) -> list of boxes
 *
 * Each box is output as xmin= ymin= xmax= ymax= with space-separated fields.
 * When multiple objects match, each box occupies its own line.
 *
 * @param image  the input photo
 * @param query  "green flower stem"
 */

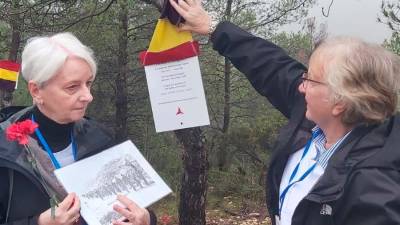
xmin=23 ymin=145 xmax=59 ymax=219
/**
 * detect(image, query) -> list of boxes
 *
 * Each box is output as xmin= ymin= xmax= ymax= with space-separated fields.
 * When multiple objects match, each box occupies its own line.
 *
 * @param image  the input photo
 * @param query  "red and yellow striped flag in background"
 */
xmin=0 ymin=60 xmax=20 ymax=91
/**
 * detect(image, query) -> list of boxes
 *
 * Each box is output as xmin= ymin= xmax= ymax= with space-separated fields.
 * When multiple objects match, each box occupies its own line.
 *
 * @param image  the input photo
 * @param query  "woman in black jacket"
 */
xmin=169 ymin=0 xmax=400 ymax=225
xmin=0 ymin=33 xmax=156 ymax=225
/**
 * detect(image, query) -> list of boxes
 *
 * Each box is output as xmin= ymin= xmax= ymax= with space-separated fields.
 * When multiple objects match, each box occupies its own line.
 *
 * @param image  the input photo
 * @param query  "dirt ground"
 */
xmin=157 ymin=209 xmax=272 ymax=225
xmin=206 ymin=210 xmax=271 ymax=225
xmin=155 ymin=195 xmax=272 ymax=225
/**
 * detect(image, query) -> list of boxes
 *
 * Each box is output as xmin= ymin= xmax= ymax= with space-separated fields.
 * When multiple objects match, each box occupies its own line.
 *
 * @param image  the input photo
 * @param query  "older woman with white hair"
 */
xmin=0 ymin=33 xmax=156 ymax=225
xmin=170 ymin=0 xmax=400 ymax=225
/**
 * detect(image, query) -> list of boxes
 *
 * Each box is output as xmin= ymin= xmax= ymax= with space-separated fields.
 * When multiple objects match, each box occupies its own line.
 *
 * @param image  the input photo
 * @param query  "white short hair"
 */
xmin=21 ymin=32 xmax=97 ymax=86
xmin=314 ymin=36 xmax=400 ymax=125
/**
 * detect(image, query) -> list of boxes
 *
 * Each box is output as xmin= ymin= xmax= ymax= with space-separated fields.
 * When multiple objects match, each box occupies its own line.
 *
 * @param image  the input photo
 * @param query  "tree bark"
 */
xmin=222 ymin=57 xmax=231 ymax=133
xmin=115 ymin=0 xmax=129 ymax=142
xmin=222 ymin=0 xmax=233 ymax=130
xmin=175 ymin=128 xmax=208 ymax=225
xmin=217 ymin=0 xmax=233 ymax=171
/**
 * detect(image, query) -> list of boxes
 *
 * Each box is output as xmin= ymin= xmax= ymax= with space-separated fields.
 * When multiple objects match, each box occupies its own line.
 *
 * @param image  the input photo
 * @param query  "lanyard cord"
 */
xmin=279 ymin=130 xmax=320 ymax=216
xmin=31 ymin=115 xmax=77 ymax=169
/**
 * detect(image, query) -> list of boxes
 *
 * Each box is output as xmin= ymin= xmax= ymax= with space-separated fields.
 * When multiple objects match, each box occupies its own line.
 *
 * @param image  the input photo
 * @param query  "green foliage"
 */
xmin=204 ymin=0 xmax=315 ymax=36
xmin=271 ymin=31 xmax=313 ymax=64
xmin=383 ymin=32 xmax=400 ymax=55
xmin=139 ymin=131 xmax=183 ymax=193
xmin=12 ymin=79 xmax=32 ymax=106
xmin=380 ymin=1 xmax=400 ymax=54
xmin=208 ymin=168 xmax=264 ymax=200
xmin=206 ymin=103 xmax=286 ymax=197
xmin=0 ymin=21 xmax=10 ymax=59
xmin=206 ymin=111 xmax=286 ymax=202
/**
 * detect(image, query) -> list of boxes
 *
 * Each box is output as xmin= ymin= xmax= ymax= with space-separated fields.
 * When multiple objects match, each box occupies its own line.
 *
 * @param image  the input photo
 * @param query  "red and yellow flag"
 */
xmin=139 ymin=19 xmax=199 ymax=66
xmin=0 ymin=60 xmax=20 ymax=91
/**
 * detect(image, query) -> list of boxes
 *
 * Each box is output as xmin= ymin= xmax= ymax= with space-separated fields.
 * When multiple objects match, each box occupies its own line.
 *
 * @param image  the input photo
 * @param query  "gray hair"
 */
xmin=315 ymin=36 xmax=400 ymax=125
xmin=21 ymin=32 xmax=97 ymax=86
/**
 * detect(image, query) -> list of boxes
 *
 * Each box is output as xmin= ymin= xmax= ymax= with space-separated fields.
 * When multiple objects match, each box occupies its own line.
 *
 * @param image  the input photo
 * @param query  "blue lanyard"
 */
xmin=31 ymin=115 xmax=77 ymax=169
xmin=278 ymin=130 xmax=320 ymax=216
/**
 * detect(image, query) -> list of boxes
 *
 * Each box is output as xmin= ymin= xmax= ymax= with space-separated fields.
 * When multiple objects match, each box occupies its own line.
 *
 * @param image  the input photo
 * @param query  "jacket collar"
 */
xmin=306 ymin=120 xmax=389 ymax=202
xmin=0 ymin=106 xmax=114 ymax=163
xmin=73 ymin=119 xmax=114 ymax=159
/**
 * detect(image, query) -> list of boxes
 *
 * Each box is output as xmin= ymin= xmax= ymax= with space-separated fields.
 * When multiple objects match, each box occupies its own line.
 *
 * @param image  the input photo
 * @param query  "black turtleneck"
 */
xmin=32 ymin=107 xmax=74 ymax=153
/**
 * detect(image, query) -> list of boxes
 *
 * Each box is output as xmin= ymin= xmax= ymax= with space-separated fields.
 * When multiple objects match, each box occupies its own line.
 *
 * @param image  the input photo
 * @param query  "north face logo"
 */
xmin=320 ymin=204 xmax=332 ymax=215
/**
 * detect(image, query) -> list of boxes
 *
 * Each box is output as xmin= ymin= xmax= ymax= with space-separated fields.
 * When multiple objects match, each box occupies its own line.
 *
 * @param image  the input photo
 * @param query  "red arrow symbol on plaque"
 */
xmin=176 ymin=107 xmax=184 ymax=115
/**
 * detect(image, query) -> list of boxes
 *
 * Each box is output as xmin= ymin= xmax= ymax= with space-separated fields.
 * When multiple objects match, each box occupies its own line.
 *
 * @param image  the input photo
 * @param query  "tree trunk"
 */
xmin=222 ymin=57 xmax=231 ymax=133
xmin=115 ymin=0 xmax=129 ymax=142
xmin=175 ymin=128 xmax=208 ymax=225
xmin=1 ymin=0 xmax=21 ymax=108
xmin=133 ymin=2 xmax=209 ymax=225
xmin=217 ymin=0 xmax=233 ymax=171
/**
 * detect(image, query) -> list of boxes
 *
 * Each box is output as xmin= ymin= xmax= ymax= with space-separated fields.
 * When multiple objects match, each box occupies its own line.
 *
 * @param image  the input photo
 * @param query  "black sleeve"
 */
xmin=211 ymin=21 xmax=307 ymax=119
xmin=0 ymin=168 xmax=41 ymax=225
xmin=0 ymin=216 xmax=39 ymax=225
xmin=0 ymin=167 xmax=9 ymax=224
xmin=337 ymin=168 xmax=400 ymax=225
xmin=148 ymin=209 xmax=157 ymax=225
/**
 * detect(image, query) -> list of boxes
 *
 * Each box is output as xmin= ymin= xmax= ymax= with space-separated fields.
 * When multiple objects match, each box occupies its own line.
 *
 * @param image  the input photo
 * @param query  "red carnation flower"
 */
xmin=160 ymin=214 xmax=172 ymax=225
xmin=6 ymin=119 xmax=38 ymax=145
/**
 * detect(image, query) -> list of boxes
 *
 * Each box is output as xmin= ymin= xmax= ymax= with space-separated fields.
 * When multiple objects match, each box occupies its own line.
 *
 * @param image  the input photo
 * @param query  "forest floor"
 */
xmin=153 ymin=195 xmax=272 ymax=225
xmin=206 ymin=210 xmax=271 ymax=225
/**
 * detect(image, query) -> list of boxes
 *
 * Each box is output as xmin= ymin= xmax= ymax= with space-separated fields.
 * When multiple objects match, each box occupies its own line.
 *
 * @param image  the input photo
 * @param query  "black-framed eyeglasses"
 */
xmin=300 ymin=71 xmax=326 ymax=88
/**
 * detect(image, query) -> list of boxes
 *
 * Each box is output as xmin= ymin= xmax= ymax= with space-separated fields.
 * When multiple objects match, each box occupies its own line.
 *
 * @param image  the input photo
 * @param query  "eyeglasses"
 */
xmin=300 ymin=71 xmax=326 ymax=88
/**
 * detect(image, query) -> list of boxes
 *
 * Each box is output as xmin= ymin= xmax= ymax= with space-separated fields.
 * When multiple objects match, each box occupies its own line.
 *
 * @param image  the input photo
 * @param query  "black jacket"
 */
xmin=211 ymin=21 xmax=400 ymax=225
xmin=0 ymin=107 xmax=157 ymax=225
